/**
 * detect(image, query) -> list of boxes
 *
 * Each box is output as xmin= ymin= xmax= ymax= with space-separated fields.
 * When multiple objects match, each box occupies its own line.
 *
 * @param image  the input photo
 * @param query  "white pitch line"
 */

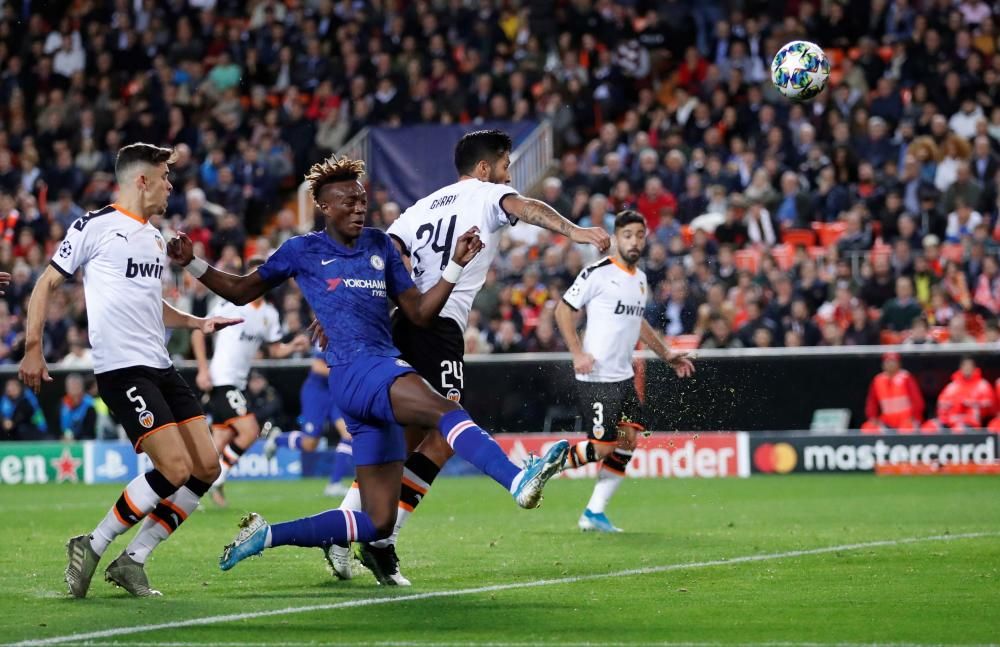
xmin=52 ymin=642 xmax=1000 ymax=647
xmin=7 ymin=532 xmax=996 ymax=647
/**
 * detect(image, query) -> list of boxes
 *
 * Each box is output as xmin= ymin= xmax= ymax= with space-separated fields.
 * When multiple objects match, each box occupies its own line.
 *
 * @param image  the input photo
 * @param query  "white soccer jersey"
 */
xmin=562 ymin=257 xmax=648 ymax=383
xmin=207 ymin=299 xmax=282 ymax=390
xmin=388 ymin=179 xmax=519 ymax=330
xmin=50 ymin=204 xmax=171 ymax=374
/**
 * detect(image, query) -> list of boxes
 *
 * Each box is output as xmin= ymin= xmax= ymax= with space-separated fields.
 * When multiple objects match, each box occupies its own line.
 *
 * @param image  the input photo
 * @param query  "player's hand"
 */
xmin=167 ymin=232 xmax=194 ymax=266
xmin=667 ymin=351 xmax=696 ymax=378
xmin=0 ymin=271 xmax=11 ymax=295
xmin=571 ymin=226 xmax=611 ymax=253
xmin=200 ymin=316 xmax=243 ymax=335
xmin=290 ymin=333 xmax=312 ymax=353
xmin=572 ymin=351 xmax=596 ymax=375
xmin=452 ymin=227 xmax=485 ymax=267
xmin=196 ymin=368 xmax=212 ymax=392
xmin=18 ymin=350 xmax=52 ymax=392
xmin=307 ymin=319 xmax=328 ymax=348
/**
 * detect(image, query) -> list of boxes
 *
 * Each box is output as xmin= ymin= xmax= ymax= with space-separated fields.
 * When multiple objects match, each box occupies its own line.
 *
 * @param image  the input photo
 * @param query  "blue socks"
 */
xmin=274 ymin=430 xmax=304 ymax=450
xmin=330 ymin=439 xmax=354 ymax=483
xmin=269 ymin=508 xmax=376 ymax=548
xmin=440 ymin=409 xmax=520 ymax=490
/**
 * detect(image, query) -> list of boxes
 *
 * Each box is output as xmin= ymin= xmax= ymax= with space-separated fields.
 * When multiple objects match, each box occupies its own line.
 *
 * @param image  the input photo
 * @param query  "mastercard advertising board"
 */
xmin=750 ymin=433 xmax=998 ymax=474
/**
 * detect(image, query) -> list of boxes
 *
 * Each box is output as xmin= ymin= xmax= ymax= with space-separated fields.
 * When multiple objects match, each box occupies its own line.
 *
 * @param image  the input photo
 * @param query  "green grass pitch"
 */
xmin=2 ymin=475 xmax=999 ymax=646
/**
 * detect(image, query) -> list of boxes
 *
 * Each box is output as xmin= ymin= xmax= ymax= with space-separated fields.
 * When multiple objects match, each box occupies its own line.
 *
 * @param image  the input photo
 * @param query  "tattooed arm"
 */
xmin=500 ymin=195 xmax=610 ymax=252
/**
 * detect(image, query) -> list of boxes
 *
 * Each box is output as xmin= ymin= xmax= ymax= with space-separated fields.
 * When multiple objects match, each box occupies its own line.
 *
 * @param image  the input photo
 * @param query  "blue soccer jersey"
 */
xmin=257 ymin=229 xmax=415 ymax=366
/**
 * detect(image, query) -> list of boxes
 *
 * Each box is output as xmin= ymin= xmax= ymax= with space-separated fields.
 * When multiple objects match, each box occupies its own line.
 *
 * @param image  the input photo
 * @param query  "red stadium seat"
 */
xmin=734 ymin=248 xmax=761 ymax=273
xmin=669 ymin=335 xmax=701 ymax=350
xmin=782 ymin=228 xmax=816 ymax=248
xmin=814 ymin=222 xmax=847 ymax=248
xmin=930 ymin=326 xmax=950 ymax=343
xmin=880 ymin=330 xmax=904 ymax=345
xmin=941 ymin=243 xmax=964 ymax=263
xmin=771 ymin=244 xmax=795 ymax=270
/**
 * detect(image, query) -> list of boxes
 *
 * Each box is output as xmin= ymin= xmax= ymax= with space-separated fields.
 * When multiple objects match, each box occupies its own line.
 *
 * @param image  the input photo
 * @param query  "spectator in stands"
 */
xmin=904 ymin=316 xmax=937 ymax=345
xmin=773 ymin=171 xmax=813 ymax=229
xmin=1 ymin=378 xmax=47 ymax=440
xmin=785 ymin=298 xmax=822 ymax=347
xmin=715 ymin=194 xmax=749 ymax=247
xmin=59 ymin=373 xmax=96 ymax=441
xmin=745 ymin=199 xmax=777 ymax=247
xmin=648 ymin=279 xmax=698 ymax=337
xmin=843 ymin=302 xmax=881 ymax=346
xmin=922 ymin=356 xmax=997 ymax=432
xmin=636 ymin=176 xmax=676 ymax=230
xmin=738 ymin=298 xmax=781 ymax=347
xmin=492 ymin=320 xmax=525 ymax=354
xmin=881 ymin=277 xmax=925 ymax=332
xmin=862 ymin=352 xmax=924 ymax=434
xmin=700 ymin=313 xmax=744 ymax=349
xmin=245 ymin=369 xmax=290 ymax=432
xmin=860 ymin=256 xmax=897 ymax=309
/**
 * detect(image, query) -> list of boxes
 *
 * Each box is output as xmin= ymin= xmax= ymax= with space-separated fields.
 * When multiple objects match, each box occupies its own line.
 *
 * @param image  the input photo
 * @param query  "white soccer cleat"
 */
xmin=261 ymin=422 xmax=281 ymax=460
xmin=323 ymin=543 xmax=354 ymax=580
xmin=324 ymin=482 xmax=349 ymax=498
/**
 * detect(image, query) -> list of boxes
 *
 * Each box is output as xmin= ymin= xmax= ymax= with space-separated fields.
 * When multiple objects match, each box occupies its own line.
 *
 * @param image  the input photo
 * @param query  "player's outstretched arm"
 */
xmin=640 ymin=319 xmax=695 ymax=378
xmin=162 ymin=300 xmax=243 ymax=334
xmin=501 ymin=194 xmax=611 ymax=252
xmin=18 ymin=265 xmax=64 ymax=391
xmin=395 ymin=227 xmax=484 ymax=326
xmin=266 ymin=334 xmax=311 ymax=359
xmin=167 ymin=232 xmax=272 ymax=305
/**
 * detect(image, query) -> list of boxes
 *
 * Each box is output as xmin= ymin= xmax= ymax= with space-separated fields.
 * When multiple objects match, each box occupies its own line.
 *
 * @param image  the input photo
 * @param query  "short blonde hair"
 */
xmin=305 ymin=156 xmax=366 ymax=202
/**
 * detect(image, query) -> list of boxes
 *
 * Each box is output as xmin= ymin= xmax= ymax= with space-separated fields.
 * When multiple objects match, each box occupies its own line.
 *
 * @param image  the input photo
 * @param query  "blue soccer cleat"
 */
xmin=513 ymin=440 xmax=569 ymax=509
xmin=219 ymin=512 xmax=269 ymax=571
xmin=578 ymin=508 xmax=623 ymax=533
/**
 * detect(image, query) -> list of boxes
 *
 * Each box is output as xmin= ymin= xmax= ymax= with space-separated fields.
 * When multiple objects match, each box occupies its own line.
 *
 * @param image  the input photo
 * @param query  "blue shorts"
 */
xmin=299 ymin=371 xmax=344 ymax=438
xmin=330 ymin=355 xmax=414 ymax=466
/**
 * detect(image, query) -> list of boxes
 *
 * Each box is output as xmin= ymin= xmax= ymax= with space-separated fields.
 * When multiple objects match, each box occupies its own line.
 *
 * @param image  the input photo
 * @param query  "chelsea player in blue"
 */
xmin=168 ymin=156 xmax=569 ymax=570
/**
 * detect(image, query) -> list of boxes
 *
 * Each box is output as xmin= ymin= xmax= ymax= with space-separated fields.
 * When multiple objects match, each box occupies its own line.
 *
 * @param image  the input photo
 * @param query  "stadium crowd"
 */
xmin=0 ymin=0 xmax=999 ymax=437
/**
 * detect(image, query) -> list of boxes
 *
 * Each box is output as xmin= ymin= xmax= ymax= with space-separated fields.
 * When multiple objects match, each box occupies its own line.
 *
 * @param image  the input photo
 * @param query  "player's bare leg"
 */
xmin=209 ymin=424 xmax=235 ymax=506
xmin=211 ymin=415 xmax=260 ymax=506
xmin=389 ymin=373 xmax=567 ymax=509
xmin=70 ymin=425 xmax=193 ymax=598
xmin=108 ymin=418 xmax=220 ymax=596
xmin=579 ymin=426 xmax=639 ymax=533
xmin=65 ymin=426 xmax=189 ymax=598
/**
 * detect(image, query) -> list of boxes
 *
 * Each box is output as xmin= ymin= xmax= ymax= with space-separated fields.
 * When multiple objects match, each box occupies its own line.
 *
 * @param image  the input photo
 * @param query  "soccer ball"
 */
xmin=770 ymin=40 xmax=830 ymax=102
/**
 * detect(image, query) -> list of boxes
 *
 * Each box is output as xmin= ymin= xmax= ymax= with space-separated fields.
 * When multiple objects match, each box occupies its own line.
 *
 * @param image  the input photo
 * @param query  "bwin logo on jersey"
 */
xmin=125 ymin=257 xmax=164 ymax=279
xmin=613 ymin=300 xmax=644 ymax=316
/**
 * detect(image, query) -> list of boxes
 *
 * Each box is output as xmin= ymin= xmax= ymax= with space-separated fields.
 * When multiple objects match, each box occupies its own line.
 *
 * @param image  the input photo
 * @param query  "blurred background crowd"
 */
xmin=0 ymin=0 xmax=999 ymax=438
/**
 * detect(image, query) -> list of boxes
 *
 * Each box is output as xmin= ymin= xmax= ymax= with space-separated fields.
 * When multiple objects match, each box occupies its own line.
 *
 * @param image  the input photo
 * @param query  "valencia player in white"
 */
xmin=191 ymin=256 xmax=311 ymax=507
xmin=328 ymin=129 xmax=611 ymax=585
xmin=18 ymin=144 xmax=240 ymax=597
xmin=555 ymin=210 xmax=695 ymax=532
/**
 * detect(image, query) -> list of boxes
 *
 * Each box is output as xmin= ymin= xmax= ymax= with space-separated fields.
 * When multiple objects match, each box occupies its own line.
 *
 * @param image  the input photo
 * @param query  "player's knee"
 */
xmin=155 ymin=453 xmax=194 ymax=487
xmin=192 ymin=455 xmax=221 ymax=483
xmin=301 ymin=436 xmax=319 ymax=452
xmin=593 ymin=442 xmax=615 ymax=459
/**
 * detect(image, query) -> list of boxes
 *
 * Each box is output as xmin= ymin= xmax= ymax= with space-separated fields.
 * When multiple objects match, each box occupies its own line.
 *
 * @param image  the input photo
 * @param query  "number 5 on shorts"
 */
xmin=126 ymin=386 xmax=147 ymax=412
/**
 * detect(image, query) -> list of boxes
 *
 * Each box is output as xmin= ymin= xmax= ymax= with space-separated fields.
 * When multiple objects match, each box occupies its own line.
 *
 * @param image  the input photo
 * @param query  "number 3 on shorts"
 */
xmin=592 ymin=401 xmax=604 ymax=426
xmin=126 ymin=386 xmax=147 ymax=412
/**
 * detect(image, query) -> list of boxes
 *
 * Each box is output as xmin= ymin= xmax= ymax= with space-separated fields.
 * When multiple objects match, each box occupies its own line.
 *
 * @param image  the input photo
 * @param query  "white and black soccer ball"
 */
xmin=771 ymin=40 xmax=830 ymax=102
